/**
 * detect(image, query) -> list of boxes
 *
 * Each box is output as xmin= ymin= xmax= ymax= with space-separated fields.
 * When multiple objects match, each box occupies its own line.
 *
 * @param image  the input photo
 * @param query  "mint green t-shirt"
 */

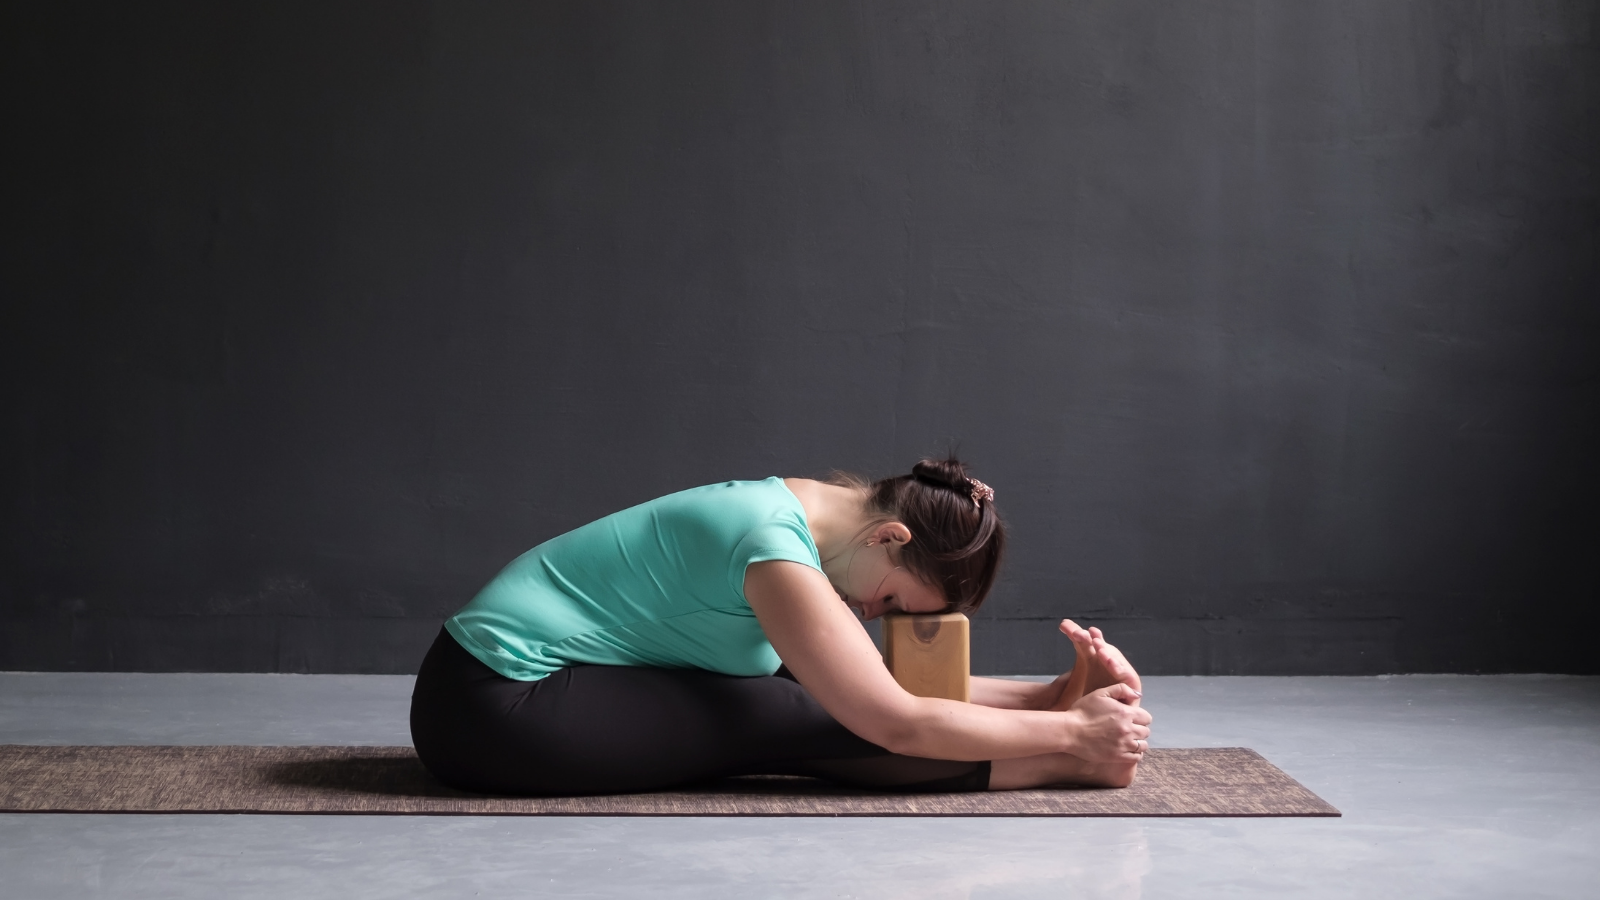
xmin=444 ymin=477 xmax=821 ymax=681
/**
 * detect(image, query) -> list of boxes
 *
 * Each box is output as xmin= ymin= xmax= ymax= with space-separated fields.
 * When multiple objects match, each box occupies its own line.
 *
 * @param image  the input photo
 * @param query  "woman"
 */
xmin=410 ymin=457 xmax=1152 ymax=795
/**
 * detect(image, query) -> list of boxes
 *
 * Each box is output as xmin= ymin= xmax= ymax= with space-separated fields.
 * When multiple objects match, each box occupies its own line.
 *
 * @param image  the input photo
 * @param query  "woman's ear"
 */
xmin=873 ymin=521 xmax=913 ymax=548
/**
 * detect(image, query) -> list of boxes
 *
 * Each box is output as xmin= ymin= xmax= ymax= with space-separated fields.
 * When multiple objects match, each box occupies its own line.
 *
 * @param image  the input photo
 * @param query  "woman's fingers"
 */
xmin=1098 ymin=682 xmax=1143 ymax=705
xmin=1069 ymin=689 xmax=1155 ymax=764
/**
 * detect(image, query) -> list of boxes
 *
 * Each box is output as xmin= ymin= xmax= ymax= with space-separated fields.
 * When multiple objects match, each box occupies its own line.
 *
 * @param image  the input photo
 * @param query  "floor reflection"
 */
xmin=648 ymin=816 xmax=1153 ymax=899
xmin=859 ymin=820 xmax=1150 ymax=900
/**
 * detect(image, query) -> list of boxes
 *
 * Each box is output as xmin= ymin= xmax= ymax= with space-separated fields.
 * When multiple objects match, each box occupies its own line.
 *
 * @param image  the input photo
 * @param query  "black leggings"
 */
xmin=409 ymin=629 xmax=990 ymax=795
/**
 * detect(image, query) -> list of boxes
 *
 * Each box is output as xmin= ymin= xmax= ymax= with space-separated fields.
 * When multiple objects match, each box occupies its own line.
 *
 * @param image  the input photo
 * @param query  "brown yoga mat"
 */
xmin=0 ymin=745 xmax=1337 ymax=817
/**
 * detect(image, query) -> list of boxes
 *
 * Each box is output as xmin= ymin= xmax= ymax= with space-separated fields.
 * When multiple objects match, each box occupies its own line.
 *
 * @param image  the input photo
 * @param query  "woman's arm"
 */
xmin=969 ymin=676 xmax=1054 ymax=710
xmin=743 ymin=560 xmax=1149 ymax=763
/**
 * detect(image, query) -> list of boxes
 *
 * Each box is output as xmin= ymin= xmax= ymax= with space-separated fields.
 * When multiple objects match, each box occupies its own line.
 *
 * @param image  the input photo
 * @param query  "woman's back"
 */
xmin=444 ymin=477 xmax=821 ymax=681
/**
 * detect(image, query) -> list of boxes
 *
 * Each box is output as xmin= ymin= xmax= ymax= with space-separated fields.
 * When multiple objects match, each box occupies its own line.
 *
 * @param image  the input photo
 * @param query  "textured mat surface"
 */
xmin=0 ymin=745 xmax=1338 ymax=817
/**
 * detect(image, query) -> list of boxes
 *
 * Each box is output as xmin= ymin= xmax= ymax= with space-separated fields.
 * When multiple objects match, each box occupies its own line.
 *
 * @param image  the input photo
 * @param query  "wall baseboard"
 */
xmin=2 ymin=614 xmax=1591 ymax=676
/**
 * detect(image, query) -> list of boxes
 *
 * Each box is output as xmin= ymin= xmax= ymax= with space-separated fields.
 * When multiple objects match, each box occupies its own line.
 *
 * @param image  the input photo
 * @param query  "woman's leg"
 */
xmin=988 ymin=753 xmax=1139 ymax=790
xmin=409 ymin=629 xmax=988 ymax=795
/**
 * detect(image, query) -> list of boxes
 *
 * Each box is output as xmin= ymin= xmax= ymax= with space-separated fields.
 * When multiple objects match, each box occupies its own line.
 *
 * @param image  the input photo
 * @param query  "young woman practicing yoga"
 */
xmin=410 ymin=457 xmax=1152 ymax=795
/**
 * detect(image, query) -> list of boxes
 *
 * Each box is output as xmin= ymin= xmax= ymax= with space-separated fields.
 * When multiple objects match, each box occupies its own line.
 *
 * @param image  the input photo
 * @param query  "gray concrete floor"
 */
xmin=1 ymin=673 xmax=1596 ymax=899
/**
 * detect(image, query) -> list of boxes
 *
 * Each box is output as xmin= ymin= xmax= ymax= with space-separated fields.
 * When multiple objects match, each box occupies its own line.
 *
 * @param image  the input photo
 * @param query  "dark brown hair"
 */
xmin=838 ymin=456 xmax=1006 ymax=615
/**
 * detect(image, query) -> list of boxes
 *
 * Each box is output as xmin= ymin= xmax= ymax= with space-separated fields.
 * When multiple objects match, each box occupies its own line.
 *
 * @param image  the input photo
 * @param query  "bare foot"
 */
xmin=988 ymin=752 xmax=1140 ymax=790
xmin=1049 ymin=620 xmax=1142 ymax=711
xmin=1048 ymin=644 xmax=1091 ymax=711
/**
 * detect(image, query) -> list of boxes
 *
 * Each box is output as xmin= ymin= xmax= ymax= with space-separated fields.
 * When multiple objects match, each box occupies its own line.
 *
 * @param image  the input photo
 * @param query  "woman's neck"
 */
xmin=783 ymin=478 xmax=874 ymax=574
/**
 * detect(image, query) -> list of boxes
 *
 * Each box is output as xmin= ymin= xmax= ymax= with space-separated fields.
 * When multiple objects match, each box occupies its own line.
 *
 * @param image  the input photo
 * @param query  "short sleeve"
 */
xmin=727 ymin=513 xmax=822 ymax=600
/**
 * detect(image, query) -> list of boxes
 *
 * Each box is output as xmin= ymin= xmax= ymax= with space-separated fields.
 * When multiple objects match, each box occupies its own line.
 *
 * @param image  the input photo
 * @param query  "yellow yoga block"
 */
xmin=882 ymin=612 xmax=970 ymax=702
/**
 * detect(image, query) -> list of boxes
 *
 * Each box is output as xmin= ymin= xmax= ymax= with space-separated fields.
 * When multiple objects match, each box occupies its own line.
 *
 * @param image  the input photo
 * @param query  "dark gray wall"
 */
xmin=3 ymin=2 xmax=1596 ymax=675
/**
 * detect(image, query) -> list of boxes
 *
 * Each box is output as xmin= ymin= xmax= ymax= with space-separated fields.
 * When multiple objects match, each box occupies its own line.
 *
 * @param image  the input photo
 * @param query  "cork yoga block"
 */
xmin=881 ymin=612 xmax=971 ymax=702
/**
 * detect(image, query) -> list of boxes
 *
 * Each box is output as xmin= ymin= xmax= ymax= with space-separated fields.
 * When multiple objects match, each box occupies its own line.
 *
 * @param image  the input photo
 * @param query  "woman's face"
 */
xmin=835 ymin=539 xmax=948 ymax=621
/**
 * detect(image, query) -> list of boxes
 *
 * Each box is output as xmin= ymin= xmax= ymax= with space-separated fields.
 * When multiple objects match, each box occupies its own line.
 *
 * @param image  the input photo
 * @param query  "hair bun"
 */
xmin=911 ymin=457 xmax=970 ymax=492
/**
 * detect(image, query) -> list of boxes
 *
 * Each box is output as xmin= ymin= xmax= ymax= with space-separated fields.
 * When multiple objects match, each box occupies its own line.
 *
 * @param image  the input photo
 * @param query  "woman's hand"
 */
xmin=1061 ymin=683 xmax=1151 ymax=763
xmin=747 ymin=561 xmax=1134 ymax=762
